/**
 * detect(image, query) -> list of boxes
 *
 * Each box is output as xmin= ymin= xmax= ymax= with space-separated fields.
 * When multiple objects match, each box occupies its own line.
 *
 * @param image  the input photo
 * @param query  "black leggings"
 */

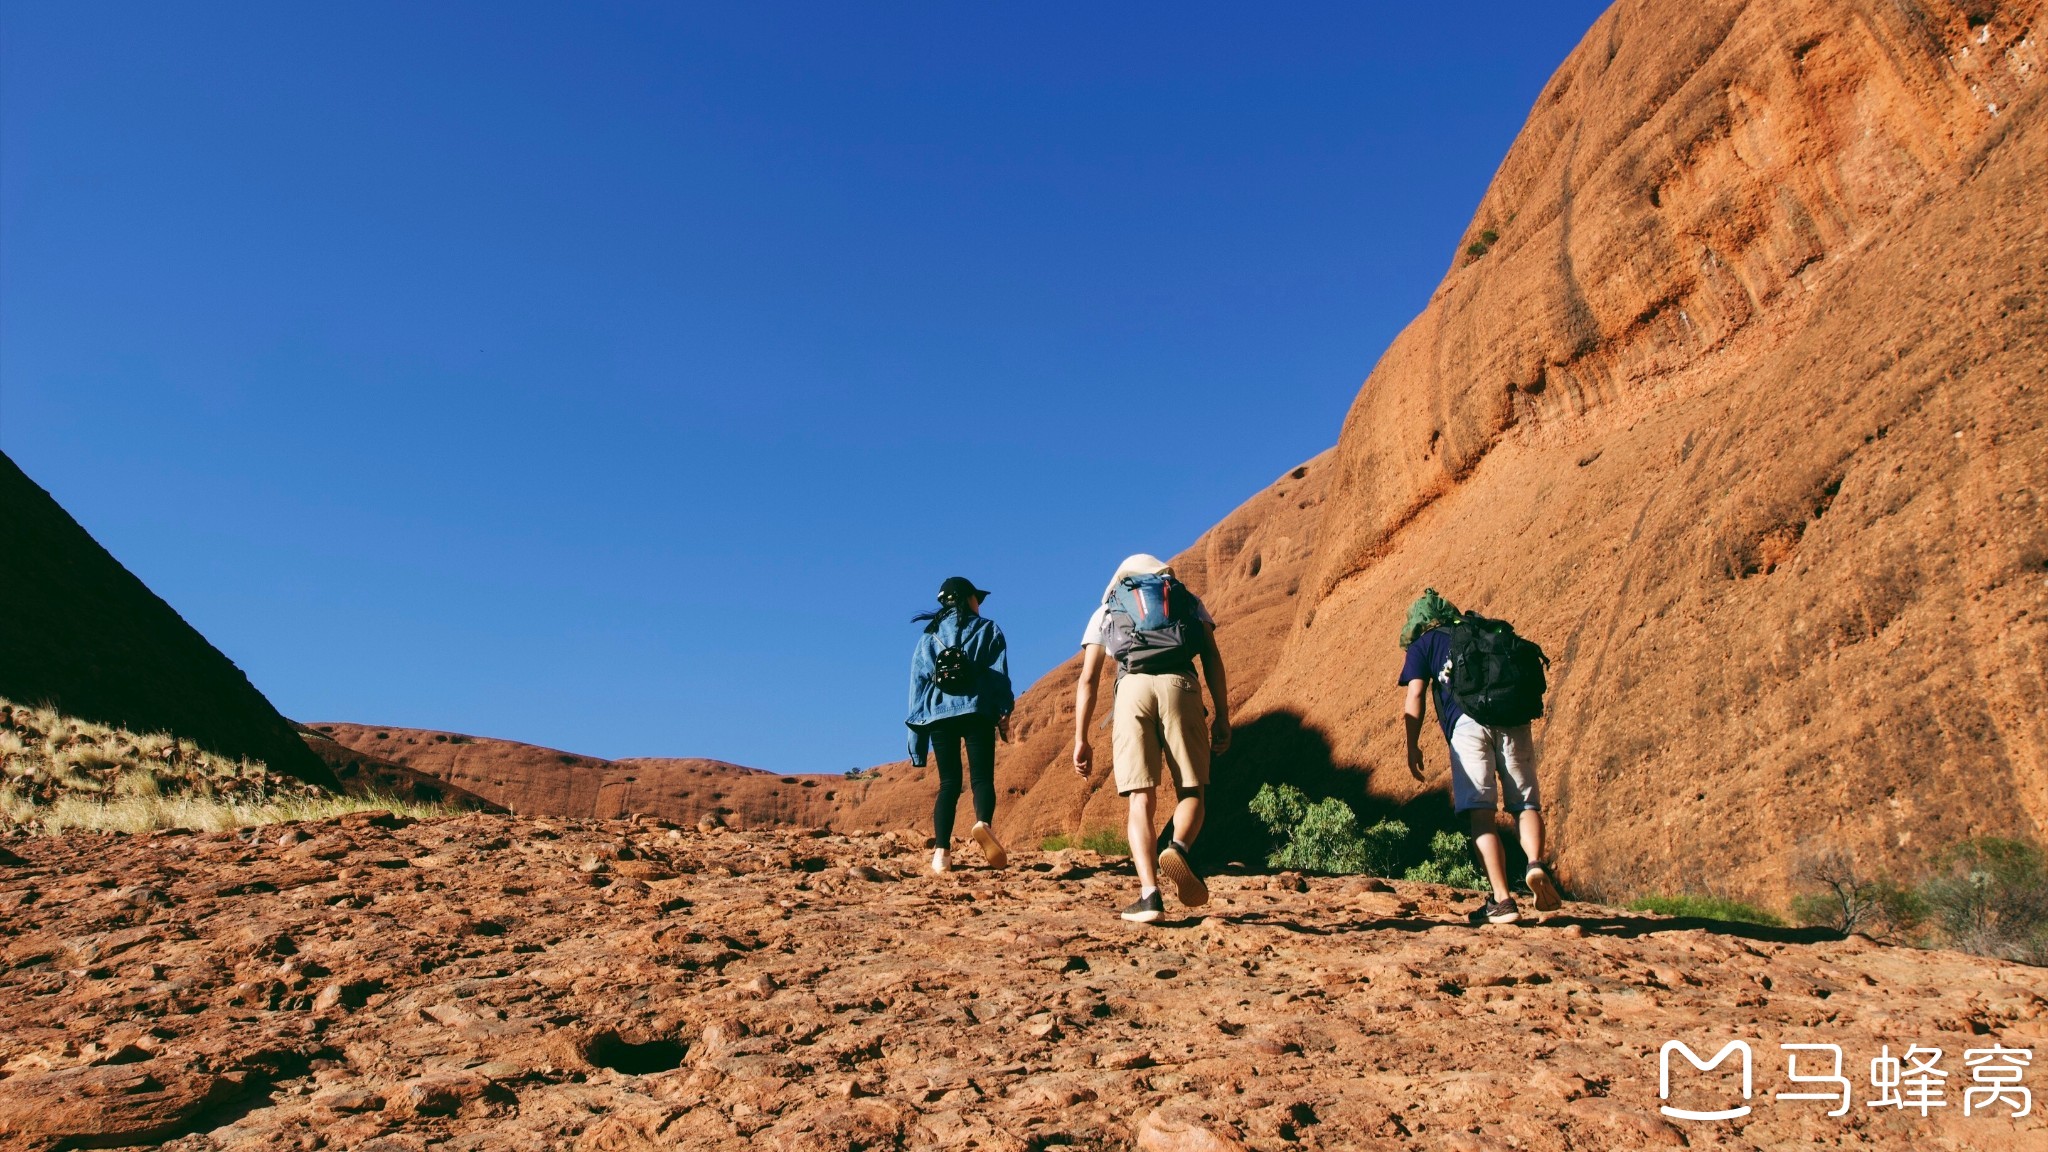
xmin=929 ymin=715 xmax=997 ymax=845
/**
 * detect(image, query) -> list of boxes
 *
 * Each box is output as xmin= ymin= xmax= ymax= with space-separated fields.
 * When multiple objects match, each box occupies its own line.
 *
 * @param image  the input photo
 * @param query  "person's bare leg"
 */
xmin=1469 ymin=809 xmax=1511 ymax=902
xmin=1516 ymin=810 xmax=1545 ymax=867
xmin=1128 ymin=789 xmax=1160 ymax=894
xmin=1171 ymin=789 xmax=1204 ymax=848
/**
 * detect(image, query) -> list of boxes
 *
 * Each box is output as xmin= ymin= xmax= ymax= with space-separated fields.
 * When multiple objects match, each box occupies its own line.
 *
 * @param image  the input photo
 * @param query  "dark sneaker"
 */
xmin=1157 ymin=840 xmax=1209 ymax=908
xmin=1468 ymin=895 xmax=1521 ymax=925
xmin=1120 ymin=891 xmax=1164 ymax=924
xmin=1525 ymin=861 xmax=1562 ymax=912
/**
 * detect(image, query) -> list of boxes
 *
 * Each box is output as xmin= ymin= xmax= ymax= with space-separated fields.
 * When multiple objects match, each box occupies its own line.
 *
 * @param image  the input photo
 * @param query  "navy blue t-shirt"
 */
xmin=1398 ymin=626 xmax=1463 ymax=740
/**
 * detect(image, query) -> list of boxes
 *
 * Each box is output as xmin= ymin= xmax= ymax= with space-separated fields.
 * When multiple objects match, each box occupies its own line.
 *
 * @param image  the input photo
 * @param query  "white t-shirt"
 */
xmin=1081 ymin=598 xmax=1215 ymax=648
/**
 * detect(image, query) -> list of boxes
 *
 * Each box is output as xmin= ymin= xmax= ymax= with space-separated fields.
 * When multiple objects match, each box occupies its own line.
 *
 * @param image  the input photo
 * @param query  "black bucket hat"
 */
xmin=937 ymin=576 xmax=991 ymax=604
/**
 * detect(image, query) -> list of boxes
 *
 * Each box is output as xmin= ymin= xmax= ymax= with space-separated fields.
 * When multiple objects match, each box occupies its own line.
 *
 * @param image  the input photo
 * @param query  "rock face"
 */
xmin=310 ymin=723 xmax=856 ymax=829
xmin=1237 ymin=0 xmax=2048 ymax=901
xmin=0 ymin=812 xmax=2040 ymax=1150
xmin=0 ymin=451 xmax=334 ymax=788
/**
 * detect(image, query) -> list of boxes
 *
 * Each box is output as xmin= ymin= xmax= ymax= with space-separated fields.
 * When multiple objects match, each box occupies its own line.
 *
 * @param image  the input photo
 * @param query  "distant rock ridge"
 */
xmin=308 ymin=722 xmax=856 ymax=829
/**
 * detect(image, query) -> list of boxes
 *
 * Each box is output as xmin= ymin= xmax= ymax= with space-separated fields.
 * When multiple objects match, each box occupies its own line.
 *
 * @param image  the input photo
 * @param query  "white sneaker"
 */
xmin=931 ymin=849 xmax=950 ymax=875
xmin=970 ymin=821 xmax=1008 ymax=868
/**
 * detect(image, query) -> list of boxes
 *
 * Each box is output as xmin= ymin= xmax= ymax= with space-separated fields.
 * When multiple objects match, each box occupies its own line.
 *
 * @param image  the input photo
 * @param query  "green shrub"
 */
xmin=1788 ymin=851 xmax=1922 ymax=937
xmin=1039 ymin=833 xmax=1071 ymax=852
xmin=1248 ymin=783 xmax=1406 ymax=875
xmin=1915 ymin=837 xmax=2048 ymax=964
xmin=1403 ymin=830 xmax=1487 ymax=891
xmin=1629 ymin=893 xmax=1784 ymax=927
xmin=1079 ymin=828 xmax=1130 ymax=856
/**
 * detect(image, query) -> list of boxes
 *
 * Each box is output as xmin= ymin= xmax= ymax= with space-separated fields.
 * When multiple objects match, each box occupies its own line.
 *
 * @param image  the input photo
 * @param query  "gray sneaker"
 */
xmin=1120 ymin=891 xmax=1164 ymax=924
xmin=1469 ymin=895 xmax=1521 ymax=925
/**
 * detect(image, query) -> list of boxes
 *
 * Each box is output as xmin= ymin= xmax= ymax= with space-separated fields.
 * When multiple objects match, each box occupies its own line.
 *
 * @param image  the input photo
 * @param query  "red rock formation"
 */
xmin=310 ymin=723 xmax=858 ymax=829
xmin=1238 ymin=0 xmax=2048 ymax=900
xmin=298 ymin=728 xmax=502 ymax=812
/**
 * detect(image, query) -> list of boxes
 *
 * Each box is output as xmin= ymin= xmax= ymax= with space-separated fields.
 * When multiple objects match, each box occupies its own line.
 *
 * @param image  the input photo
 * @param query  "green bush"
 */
xmin=1790 ymin=838 xmax=2047 ymax=964
xmin=1079 ymin=828 xmax=1130 ymax=856
xmin=1916 ymin=837 xmax=2048 ymax=964
xmin=1403 ymin=830 xmax=1486 ymax=891
xmin=1038 ymin=833 xmax=1071 ymax=852
xmin=1248 ymin=783 xmax=1406 ymax=875
xmin=1788 ymin=851 xmax=1922 ymax=937
xmin=1629 ymin=893 xmax=1785 ymax=927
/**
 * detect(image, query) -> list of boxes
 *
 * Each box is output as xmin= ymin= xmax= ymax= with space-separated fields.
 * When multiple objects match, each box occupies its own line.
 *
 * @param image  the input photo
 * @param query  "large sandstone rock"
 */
xmin=1237 ymin=0 xmax=2048 ymax=901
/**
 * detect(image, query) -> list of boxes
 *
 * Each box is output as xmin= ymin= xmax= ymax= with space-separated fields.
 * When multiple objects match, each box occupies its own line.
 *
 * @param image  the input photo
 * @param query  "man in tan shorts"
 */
xmin=1071 ymin=554 xmax=1231 ymax=923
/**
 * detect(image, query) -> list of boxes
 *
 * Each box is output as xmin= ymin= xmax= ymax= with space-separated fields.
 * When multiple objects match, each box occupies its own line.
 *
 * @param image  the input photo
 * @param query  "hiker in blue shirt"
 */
xmin=905 ymin=576 xmax=1015 ymax=875
xmin=1399 ymin=587 xmax=1562 ymax=925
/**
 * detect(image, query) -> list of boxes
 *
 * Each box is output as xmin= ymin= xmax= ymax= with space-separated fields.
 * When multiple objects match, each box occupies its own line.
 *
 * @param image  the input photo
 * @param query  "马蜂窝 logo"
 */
xmin=1659 ymin=1040 xmax=1753 ymax=1120
xmin=1656 ymin=1038 xmax=2032 ymax=1122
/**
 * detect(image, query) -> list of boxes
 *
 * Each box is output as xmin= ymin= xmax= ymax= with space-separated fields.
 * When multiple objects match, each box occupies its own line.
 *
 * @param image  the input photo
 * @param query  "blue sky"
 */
xmin=1 ymin=2 xmax=1609 ymax=770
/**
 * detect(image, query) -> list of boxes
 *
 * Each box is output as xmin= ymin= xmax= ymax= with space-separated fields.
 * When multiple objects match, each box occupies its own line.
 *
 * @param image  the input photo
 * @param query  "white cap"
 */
xmin=1102 ymin=553 xmax=1174 ymax=603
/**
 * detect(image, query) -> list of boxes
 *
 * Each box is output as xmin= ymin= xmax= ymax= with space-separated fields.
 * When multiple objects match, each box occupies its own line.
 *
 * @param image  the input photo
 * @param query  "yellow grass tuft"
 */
xmin=0 ymin=697 xmax=452 ymax=834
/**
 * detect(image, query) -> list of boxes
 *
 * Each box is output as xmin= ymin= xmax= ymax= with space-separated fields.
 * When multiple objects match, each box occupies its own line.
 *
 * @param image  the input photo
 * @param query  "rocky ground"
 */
xmin=0 ymin=813 xmax=2042 ymax=1152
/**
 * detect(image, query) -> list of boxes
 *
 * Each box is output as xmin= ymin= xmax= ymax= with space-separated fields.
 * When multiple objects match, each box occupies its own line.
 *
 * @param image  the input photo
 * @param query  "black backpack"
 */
xmin=931 ymin=619 xmax=979 ymax=695
xmin=1446 ymin=613 xmax=1550 ymax=726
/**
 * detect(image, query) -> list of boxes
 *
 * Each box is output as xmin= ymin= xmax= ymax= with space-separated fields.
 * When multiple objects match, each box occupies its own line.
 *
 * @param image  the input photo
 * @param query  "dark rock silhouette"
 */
xmin=0 ymin=451 xmax=333 ymax=788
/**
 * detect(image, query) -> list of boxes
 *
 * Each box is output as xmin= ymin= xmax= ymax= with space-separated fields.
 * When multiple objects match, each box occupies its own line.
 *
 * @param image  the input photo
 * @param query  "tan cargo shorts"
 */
xmin=1111 ymin=671 xmax=1211 ymax=795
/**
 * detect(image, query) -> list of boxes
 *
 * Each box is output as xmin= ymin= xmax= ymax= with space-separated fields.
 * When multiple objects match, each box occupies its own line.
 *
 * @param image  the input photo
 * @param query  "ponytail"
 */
xmin=912 ymin=595 xmax=978 ymax=634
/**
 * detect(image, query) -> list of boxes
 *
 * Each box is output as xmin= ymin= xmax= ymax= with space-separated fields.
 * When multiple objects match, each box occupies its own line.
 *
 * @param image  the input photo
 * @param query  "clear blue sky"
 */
xmin=2 ymin=2 xmax=1608 ymax=770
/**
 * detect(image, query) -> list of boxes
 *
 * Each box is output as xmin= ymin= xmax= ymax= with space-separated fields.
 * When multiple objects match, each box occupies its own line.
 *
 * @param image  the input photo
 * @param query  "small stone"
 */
xmin=1135 ymin=1106 xmax=1251 ymax=1152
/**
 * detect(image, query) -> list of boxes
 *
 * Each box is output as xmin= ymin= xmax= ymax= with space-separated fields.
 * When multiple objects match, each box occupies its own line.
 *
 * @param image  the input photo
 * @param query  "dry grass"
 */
xmin=0 ymin=697 xmax=450 ymax=834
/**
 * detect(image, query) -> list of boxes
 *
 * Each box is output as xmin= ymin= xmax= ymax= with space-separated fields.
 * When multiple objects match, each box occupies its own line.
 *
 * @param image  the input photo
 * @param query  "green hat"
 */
xmin=1400 ymin=588 xmax=1461 ymax=648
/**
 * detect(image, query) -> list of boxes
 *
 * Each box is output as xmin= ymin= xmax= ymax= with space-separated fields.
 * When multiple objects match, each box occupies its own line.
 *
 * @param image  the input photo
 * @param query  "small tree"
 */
xmin=1788 ymin=851 xmax=1915 ymax=934
xmin=1249 ymin=783 xmax=1406 ymax=875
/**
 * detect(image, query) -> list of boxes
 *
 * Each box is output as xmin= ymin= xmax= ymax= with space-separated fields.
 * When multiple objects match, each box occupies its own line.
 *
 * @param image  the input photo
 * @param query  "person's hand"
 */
xmin=1072 ymin=738 xmax=1092 ymax=776
xmin=996 ymin=716 xmax=1012 ymax=743
xmin=1406 ymin=743 xmax=1426 ymax=781
xmin=1210 ymin=716 xmax=1232 ymax=755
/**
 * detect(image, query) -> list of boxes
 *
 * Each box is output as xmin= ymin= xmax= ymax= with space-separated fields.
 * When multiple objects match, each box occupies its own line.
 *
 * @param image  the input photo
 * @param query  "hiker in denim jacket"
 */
xmin=905 ymin=576 xmax=1014 ymax=874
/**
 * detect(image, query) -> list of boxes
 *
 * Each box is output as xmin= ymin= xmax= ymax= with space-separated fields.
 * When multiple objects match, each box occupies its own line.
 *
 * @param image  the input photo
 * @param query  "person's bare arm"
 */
xmin=1402 ymin=679 xmax=1428 ymax=780
xmin=1072 ymin=645 xmax=1105 ymax=775
xmin=1197 ymin=621 xmax=1231 ymax=754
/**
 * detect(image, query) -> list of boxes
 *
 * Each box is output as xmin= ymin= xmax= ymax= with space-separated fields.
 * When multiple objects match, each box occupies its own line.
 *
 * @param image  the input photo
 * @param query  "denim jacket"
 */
xmin=905 ymin=612 xmax=1014 ymax=766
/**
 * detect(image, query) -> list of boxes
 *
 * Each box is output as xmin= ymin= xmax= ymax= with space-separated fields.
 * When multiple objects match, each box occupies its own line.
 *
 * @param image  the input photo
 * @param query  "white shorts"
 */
xmin=1448 ymin=715 xmax=1541 ymax=814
